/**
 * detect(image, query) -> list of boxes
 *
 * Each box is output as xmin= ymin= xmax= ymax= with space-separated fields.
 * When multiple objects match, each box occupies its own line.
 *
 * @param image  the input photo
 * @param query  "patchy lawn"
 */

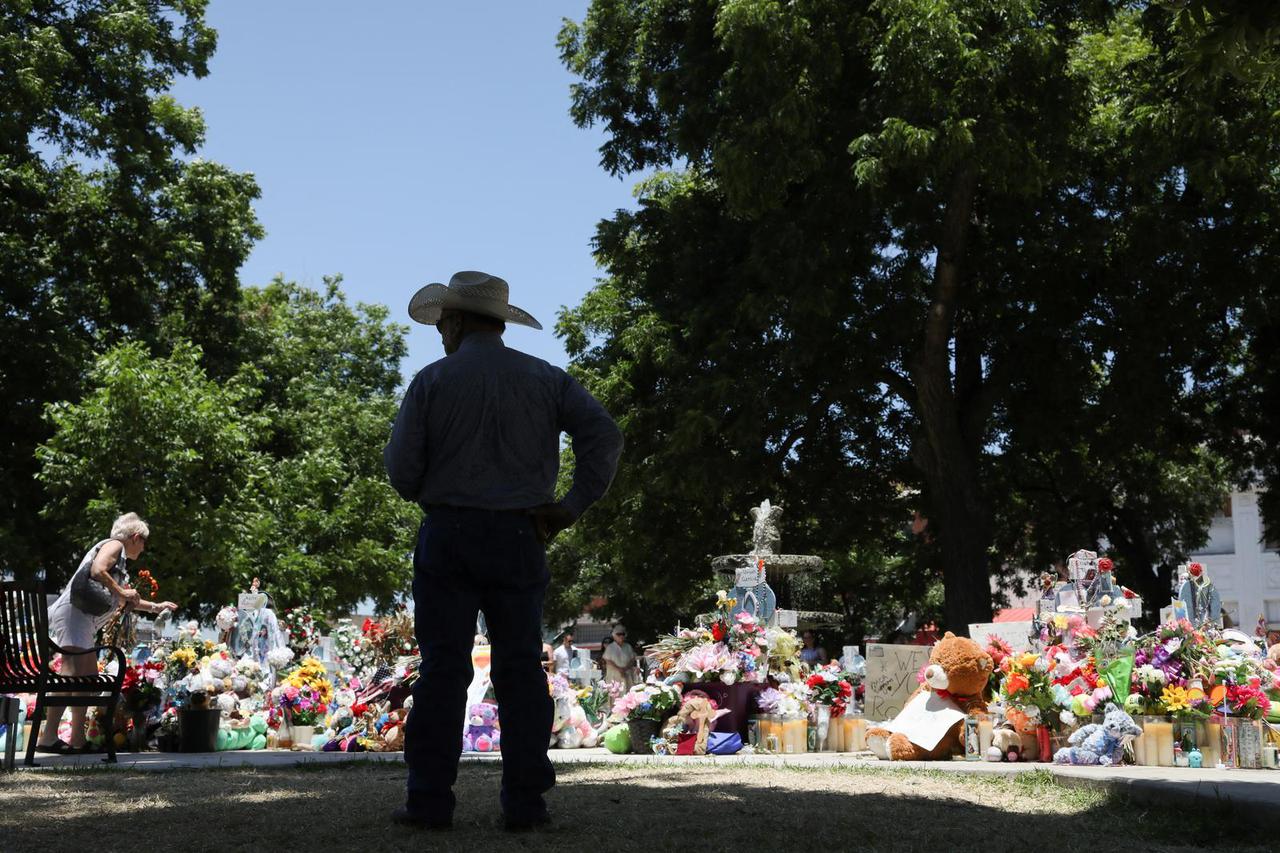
xmin=0 ymin=762 xmax=1266 ymax=853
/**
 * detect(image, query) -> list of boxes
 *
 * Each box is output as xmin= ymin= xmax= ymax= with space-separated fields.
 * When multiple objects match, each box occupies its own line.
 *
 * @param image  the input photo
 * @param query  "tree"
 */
xmin=558 ymin=1 xmax=1278 ymax=632
xmin=37 ymin=278 xmax=418 ymax=616
xmin=1 ymin=0 xmax=262 ymax=576
xmin=36 ymin=340 xmax=261 ymax=610
xmin=230 ymin=277 xmax=417 ymax=613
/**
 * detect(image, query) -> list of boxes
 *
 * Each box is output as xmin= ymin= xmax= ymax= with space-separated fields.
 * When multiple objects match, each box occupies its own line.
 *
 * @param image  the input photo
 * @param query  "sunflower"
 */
xmin=1161 ymin=684 xmax=1190 ymax=713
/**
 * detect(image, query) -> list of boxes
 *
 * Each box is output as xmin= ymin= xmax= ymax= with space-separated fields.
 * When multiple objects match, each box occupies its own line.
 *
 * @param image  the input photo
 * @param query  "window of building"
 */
xmin=1266 ymin=600 xmax=1280 ymax=625
xmin=1190 ymin=507 xmax=1236 ymax=556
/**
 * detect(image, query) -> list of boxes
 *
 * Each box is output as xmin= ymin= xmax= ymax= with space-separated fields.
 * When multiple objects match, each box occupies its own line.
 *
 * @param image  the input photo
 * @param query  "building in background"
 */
xmin=1189 ymin=487 xmax=1280 ymax=633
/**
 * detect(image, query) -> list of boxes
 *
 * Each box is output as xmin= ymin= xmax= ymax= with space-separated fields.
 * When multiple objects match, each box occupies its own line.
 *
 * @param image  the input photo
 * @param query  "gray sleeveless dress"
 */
xmin=47 ymin=539 xmax=129 ymax=649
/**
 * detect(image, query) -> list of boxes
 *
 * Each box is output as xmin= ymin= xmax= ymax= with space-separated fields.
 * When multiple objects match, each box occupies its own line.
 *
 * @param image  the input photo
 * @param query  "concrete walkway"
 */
xmin=13 ymin=747 xmax=1280 ymax=827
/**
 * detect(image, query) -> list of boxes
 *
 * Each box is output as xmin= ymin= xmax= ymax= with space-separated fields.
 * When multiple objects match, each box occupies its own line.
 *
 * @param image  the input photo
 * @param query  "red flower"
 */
xmin=711 ymin=622 xmax=727 ymax=642
xmin=1097 ymin=558 xmax=1113 ymax=572
xmin=1005 ymin=673 xmax=1030 ymax=695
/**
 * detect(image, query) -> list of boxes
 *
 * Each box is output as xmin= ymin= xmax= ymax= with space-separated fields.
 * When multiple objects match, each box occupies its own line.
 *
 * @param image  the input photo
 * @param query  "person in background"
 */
xmin=36 ymin=512 xmax=177 ymax=754
xmin=799 ymin=630 xmax=828 ymax=667
xmin=552 ymin=632 xmax=576 ymax=675
xmin=384 ymin=271 xmax=623 ymax=832
xmin=601 ymin=624 xmax=638 ymax=689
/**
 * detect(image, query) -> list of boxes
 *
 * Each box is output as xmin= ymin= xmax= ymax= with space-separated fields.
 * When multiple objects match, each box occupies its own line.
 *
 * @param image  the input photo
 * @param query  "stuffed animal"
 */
xmin=555 ymin=705 xmax=599 ymax=749
xmin=988 ymin=723 xmax=1022 ymax=762
xmin=216 ymin=713 xmax=268 ymax=750
xmin=1053 ymin=703 xmax=1141 ymax=766
xmin=462 ymin=702 xmax=500 ymax=752
xmin=867 ymin=632 xmax=993 ymax=760
xmin=661 ymin=691 xmax=730 ymax=755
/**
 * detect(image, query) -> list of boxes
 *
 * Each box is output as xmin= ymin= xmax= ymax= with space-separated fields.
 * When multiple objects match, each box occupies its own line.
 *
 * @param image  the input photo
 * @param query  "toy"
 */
xmin=602 ymin=723 xmax=631 ymax=754
xmin=660 ymin=691 xmax=730 ymax=755
xmin=1053 ymin=703 xmax=1141 ymax=766
xmin=462 ymin=702 xmax=500 ymax=753
xmin=555 ymin=704 xmax=599 ymax=749
xmin=867 ymin=632 xmax=993 ymax=760
xmin=1177 ymin=561 xmax=1222 ymax=627
xmin=215 ymin=713 xmax=268 ymax=751
xmin=989 ymin=722 xmax=1022 ymax=762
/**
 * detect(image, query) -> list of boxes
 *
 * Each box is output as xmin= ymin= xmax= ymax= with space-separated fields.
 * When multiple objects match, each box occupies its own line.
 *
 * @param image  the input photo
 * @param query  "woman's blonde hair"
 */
xmin=110 ymin=512 xmax=150 ymax=542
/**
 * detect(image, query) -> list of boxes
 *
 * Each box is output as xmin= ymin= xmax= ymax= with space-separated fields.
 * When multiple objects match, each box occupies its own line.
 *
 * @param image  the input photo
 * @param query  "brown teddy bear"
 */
xmin=866 ymin=632 xmax=993 ymax=761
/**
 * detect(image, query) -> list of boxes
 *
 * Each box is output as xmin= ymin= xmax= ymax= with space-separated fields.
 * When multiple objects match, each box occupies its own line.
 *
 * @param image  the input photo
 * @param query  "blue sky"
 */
xmin=170 ymin=1 xmax=638 ymax=378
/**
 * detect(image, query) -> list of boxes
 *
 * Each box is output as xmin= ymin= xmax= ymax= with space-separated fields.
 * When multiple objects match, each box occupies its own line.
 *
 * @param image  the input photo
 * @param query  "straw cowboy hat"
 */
xmin=408 ymin=271 xmax=542 ymax=330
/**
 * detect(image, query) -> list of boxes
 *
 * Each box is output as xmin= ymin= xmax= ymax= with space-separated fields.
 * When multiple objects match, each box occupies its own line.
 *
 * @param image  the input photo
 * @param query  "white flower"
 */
xmin=267 ymin=647 xmax=294 ymax=669
xmin=1060 ymin=710 xmax=1077 ymax=727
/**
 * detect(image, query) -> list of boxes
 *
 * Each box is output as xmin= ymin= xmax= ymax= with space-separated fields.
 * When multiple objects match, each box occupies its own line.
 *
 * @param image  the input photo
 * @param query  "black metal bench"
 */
xmin=0 ymin=580 xmax=125 ymax=767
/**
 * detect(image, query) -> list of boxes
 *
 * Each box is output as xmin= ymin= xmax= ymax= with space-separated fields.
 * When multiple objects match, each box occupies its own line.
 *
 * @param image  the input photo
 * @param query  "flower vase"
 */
xmin=1035 ymin=725 xmax=1051 ymax=763
xmin=291 ymin=724 xmax=317 ymax=750
xmin=815 ymin=705 xmax=832 ymax=751
xmin=275 ymin=727 xmax=292 ymax=750
xmin=628 ymin=718 xmax=660 ymax=754
xmin=129 ymin=712 xmax=147 ymax=753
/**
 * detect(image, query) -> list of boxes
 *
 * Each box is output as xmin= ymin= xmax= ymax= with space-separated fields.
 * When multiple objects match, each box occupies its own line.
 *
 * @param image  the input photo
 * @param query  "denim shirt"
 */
xmin=383 ymin=332 xmax=623 ymax=519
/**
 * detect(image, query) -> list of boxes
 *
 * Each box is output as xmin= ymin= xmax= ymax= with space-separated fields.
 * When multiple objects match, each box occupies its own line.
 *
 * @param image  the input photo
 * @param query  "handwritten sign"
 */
xmin=864 ymin=643 xmax=931 ymax=722
xmin=967 ymin=621 xmax=1035 ymax=653
xmin=735 ymin=566 xmax=763 ymax=588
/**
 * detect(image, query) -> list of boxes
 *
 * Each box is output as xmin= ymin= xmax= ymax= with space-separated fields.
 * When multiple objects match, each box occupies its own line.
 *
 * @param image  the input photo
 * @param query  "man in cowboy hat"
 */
xmin=384 ymin=270 xmax=623 ymax=831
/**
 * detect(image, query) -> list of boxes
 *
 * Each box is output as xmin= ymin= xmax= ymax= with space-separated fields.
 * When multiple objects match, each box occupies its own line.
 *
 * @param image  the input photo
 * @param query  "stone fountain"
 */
xmin=712 ymin=499 xmax=839 ymax=630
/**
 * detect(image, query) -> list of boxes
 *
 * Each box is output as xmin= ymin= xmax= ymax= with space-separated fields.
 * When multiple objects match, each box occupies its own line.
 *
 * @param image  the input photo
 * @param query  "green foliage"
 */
xmin=0 ymin=0 xmax=262 ymax=574
xmin=37 ymin=279 xmax=417 ymax=617
xmin=558 ymin=0 xmax=1277 ymax=635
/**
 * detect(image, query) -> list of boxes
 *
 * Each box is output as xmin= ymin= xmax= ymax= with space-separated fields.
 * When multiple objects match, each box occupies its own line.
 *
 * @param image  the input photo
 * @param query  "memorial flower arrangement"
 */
xmin=611 ymin=680 xmax=681 ymax=722
xmin=332 ymin=618 xmax=380 ymax=677
xmin=648 ymin=592 xmax=770 ymax=683
xmin=997 ymin=650 xmax=1062 ymax=731
xmin=756 ymin=681 xmax=811 ymax=718
xmin=806 ymin=663 xmax=855 ymax=717
xmin=278 ymin=607 xmax=328 ymax=660
xmin=122 ymin=661 xmax=165 ymax=711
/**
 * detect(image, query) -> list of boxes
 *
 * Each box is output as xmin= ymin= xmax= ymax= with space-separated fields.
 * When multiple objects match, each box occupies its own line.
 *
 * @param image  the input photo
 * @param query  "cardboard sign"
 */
xmin=967 ymin=621 xmax=1035 ymax=653
xmin=885 ymin=690 xmax=966 ymax=751
xmin=735 ymin=566 xmax=763 ymax=588
xmin=864 ymin=643 xmax=932 ymax=722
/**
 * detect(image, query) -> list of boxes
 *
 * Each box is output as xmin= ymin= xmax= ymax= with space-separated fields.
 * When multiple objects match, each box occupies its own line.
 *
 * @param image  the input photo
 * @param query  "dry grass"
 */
xmin=0 ymin=762 xmax=1266 ymax=853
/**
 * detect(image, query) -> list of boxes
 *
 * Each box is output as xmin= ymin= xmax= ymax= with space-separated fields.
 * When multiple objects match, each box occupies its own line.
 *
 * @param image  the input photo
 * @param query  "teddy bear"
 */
xmin=216 ymin=713 xmax=268 ymax=750
xmin=866 ymin=632 xmax=993 ymax=761
xmin=660 ymin=691 xmax=730 ymax=756
xmin=462 ymin=702 xmax=501 ymax=752
xmin=1053 ymin=702 xmax=1141 ymax=765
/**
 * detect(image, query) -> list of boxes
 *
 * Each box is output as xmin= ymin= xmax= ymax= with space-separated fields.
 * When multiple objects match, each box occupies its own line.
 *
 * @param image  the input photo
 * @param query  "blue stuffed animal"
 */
xmin=1053 ymin=702 xmax=1141 ymax=766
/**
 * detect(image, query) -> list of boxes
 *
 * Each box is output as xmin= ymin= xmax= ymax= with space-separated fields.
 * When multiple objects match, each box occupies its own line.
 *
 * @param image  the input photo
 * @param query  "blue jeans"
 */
xmin=404 ymin=507 xmax=555 ymax=820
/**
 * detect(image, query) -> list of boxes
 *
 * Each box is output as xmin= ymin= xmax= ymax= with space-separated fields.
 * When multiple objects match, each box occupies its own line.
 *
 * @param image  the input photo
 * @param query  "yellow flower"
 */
xmin=1161 ymin=684 xmax=1190 ymax=712
xmin=1017 ymin=652 xmax=1039 ymax=670
xmin=1053 ymin=615 xmax=1068 ymax=630
xmin=168 ymin=648 xmax=196 ymax=668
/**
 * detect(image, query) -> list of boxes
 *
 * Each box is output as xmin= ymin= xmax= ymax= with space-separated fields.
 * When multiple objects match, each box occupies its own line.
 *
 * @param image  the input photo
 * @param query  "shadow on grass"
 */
xmin=0 ymin=761 xmax=1266 ymax=853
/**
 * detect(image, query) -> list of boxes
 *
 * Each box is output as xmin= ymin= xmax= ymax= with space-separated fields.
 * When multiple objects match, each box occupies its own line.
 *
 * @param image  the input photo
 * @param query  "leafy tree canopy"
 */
xmin=557 ymin=0 xmax=1279 ymax=635
xmin=37 ymin=278 xmax=417 ymax=617
xmin=1 ymin=0 xmax=262 ymax=574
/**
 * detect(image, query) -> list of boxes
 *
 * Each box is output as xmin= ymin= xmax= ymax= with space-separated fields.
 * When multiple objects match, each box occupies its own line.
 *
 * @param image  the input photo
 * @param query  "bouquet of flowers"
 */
xmin=577 ymin=683 xmax=617 ymax=726
xmin=648 ymin=591 xmax=771 ymax=684
xmin=121 ymin=661 xmax=165 ymax=712
xmin=1127 ymin=619 xmax=1215 ymax=717
xmin=366 ymin=607 xmax=419 ymax=663
xmin=756 ymin=680 xmax=811 ymax=718
xmin=806 ymin=664 xmax=855 ymax=717
xmin=611 ymin=680 xmax=682 ymax=722
xmin=332 ymin=618 xmax=380 ymax=677
xmin=998 ymin=650 xmax=1064 ymax=731
xmin=274 ymin=684 xmax=329 ymax=727
xmin=278 ymin=607 xmax=328 ymax=660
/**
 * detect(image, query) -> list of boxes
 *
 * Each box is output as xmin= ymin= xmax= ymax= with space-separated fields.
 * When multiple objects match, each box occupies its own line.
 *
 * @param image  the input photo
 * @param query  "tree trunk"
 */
xmin=908 ymin=169 xmax=994 ymax=634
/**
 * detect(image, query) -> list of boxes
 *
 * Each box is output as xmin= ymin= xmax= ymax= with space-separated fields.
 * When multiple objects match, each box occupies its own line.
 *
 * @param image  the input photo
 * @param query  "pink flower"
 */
xmin=283 ymin=686 xmax=300 ymax=701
